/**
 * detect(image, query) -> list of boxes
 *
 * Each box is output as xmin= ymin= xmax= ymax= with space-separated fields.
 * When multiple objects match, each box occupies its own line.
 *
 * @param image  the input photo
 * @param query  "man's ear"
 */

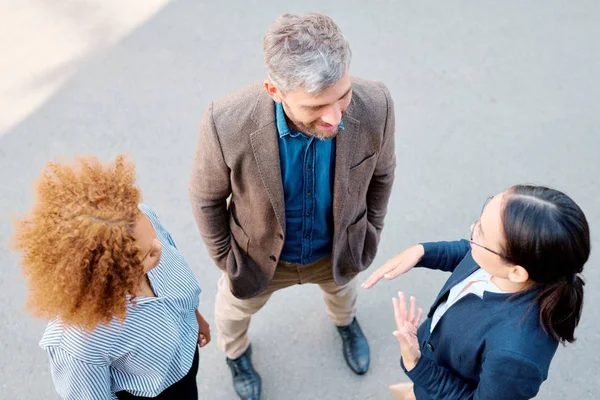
xmin=264 ymin=80 xmax=282 ymax=102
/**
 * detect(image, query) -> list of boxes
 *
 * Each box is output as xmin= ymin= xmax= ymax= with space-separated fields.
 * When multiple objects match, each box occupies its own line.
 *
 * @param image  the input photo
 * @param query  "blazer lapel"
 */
xmin=427 ymin=257 xmax=480 ymax=317
xmin=249 ymin=90 xmax=361 ymax=236
xmin=333 ymin=112 xmax=360 ymax=234
xmin=250 ymin=95 xmax=286 ymax=232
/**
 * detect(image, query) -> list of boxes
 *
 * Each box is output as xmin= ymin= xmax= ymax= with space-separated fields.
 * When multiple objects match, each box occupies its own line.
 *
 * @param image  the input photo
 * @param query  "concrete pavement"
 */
xmin=1 ymin=1 xmax=599 ymax=398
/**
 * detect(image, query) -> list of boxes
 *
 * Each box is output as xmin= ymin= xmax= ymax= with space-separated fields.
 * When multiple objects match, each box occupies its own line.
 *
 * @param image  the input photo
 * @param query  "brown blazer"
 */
xmin=190 ymin=77 xmax=396 ymax=299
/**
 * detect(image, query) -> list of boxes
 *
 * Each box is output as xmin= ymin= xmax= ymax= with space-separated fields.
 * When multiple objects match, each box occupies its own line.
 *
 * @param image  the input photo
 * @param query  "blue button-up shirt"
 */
xmin=276 ymin=102 xmax=342 ymax=264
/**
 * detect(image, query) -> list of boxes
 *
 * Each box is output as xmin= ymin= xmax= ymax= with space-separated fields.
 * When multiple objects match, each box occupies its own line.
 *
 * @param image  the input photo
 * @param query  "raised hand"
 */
xmin=362 ymin=245 xmax=424 ymax=289
xmin=392 ymin=291 xmax=423 ymax=371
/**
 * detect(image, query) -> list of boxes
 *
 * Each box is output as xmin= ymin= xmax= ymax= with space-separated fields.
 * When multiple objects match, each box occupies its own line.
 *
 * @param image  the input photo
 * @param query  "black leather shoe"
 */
xmin=226 ymin=345 xmax=262 ymax=400
xmin=336 ymin=317 xmax=370 ymax=375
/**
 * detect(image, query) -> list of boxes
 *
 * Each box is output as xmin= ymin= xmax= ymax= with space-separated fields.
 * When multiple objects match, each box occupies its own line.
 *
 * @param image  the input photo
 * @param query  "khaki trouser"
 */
xmin=215 ymin=255 xmax=357 ymax=359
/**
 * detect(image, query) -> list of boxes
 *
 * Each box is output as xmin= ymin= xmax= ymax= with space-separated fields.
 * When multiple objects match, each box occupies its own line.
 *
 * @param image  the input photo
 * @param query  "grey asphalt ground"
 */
xmin=1 ymin=1 xmax=599 ymax=399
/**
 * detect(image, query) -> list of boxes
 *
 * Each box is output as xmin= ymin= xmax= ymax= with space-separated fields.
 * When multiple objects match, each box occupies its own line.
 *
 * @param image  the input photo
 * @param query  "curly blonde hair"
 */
xmin=13 ymin=155 xmax=144 ymax=330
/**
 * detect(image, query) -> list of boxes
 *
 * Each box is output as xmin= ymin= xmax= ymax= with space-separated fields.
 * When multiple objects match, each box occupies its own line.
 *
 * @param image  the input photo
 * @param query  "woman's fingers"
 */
xmin=408 ymin=295 xmax=416 ymax=323
xmin=398 ymin=291 xmax=408 ymax=322
xmin=394 ymin=292 xmax=423 ymax=330
xmin=362 ymin=259 xmax=400 ymax=288
xmin=382 ymin=262 xmax=406 ymax=280
xmin=363 ymin=245 xmax=423 ymax=289
xmin=414 ymin=307 xmax=423 ymax=327
xmin=199 ymin=334 xmax=207 ymax=347
xmin=392 ymin=297 xmax=403 ymax=331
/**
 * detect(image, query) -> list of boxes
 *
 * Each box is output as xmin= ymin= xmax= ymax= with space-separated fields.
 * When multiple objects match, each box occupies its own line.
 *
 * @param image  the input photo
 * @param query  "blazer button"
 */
xmin=425 ymin=342 xmax=434 ymax=351
xmin=270 ymin=255 xmax=277 ymax=262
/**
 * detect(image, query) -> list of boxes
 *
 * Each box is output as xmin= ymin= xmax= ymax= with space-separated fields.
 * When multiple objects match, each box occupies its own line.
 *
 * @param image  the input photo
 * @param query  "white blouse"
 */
xmin=431 ymin=268 xmax=507 ymax=332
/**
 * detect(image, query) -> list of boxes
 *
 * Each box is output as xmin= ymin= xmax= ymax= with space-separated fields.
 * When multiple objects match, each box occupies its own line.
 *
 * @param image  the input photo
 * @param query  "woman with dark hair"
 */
xmin=363 ymin=185 xmax=590 ymax=400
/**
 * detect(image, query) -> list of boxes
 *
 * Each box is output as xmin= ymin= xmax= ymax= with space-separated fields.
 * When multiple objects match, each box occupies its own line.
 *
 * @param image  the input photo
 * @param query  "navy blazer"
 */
xmin=402 ymin=240 xmax=558 ymax=400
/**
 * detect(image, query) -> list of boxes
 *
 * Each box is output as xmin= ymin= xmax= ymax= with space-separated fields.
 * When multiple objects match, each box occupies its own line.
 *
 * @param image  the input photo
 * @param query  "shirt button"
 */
xmin=305 ymin=213 xmax=311 ymax=217
xmin=304 ymin=234 xmax=310 ymax=239
xmin=307 ymin=165 xmax=312 ymax=171
xmin=269 ymin=255 xmax=277 ymax=262
xmin=307 ymin=190 xmax=312 ymax=195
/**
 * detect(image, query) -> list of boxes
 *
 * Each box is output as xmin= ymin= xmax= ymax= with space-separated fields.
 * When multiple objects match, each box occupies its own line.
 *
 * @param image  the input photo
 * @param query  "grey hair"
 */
xmin=263 ymin=13 xmax=352 ymax=94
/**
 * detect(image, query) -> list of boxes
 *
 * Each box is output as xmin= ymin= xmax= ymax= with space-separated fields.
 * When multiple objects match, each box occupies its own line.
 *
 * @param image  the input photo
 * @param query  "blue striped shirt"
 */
xmin=39 ymin=204 xmax=202 ymax=399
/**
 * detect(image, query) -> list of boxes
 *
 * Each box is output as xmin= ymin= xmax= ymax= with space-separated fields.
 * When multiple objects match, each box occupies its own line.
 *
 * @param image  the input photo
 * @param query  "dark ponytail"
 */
xmin=502 ymin=185 xmax=590 ymax=344
xmin=535 ymin=275 xmax=585 ymax=343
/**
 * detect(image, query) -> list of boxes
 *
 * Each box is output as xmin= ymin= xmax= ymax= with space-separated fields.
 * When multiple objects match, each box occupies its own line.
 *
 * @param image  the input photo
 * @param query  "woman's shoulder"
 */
xmin=39 ymin=318 xmax=123 ymax=363
xmin=138 ymin=203 xmax=161 ymax=226
xmin=486 ymin=296 xmax=558 ymax=368
xmin=138 ymin=203 xmax=201 ymax=298
xmin=39 ymin=319 xmax=66 ymax=348
xmin=138 ymin=203 xmax=180 ymax=249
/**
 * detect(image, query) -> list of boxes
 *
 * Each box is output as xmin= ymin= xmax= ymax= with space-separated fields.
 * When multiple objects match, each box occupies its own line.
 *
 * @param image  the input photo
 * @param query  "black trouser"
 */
xmin=116 ymin=347 xmax=199 ymax=400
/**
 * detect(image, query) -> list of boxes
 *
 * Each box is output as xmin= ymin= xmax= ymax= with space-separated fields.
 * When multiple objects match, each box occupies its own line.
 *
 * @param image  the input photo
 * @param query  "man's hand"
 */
xmin=195 ymin=310 xmax=211 ymax=348
xmin=392 ymin=292 xmax=423 ymax=371
xmin=362 ymin=245 xmax=424 ymax=289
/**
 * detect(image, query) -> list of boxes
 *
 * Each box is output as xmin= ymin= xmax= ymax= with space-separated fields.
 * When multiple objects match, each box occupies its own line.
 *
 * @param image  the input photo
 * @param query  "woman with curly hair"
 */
xmin=13 ymin=155 xmax=210 ymax=400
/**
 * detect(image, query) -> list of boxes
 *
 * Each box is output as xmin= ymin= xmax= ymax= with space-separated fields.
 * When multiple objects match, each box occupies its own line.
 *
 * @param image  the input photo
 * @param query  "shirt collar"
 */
xmin=275 ymin=102 xmax=344 ymax=139
xmin=464 ymin=268 xmax=506 ymax=299
xmin=275 ymin=102 xmax=291 ymax=138
xmin=126 ymin=295 xmax=162 ymax=309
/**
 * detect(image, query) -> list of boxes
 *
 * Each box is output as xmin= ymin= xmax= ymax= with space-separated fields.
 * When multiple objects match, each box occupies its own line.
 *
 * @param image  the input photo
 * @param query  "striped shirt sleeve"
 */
xmin=47 ymin=346 xmax=117 ymax=400
xmin=139 ymin=204 xmax=178 ymax=249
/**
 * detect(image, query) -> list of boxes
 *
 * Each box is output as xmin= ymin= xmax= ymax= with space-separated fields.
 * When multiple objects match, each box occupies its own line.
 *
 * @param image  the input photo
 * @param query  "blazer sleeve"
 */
xmin=415 ymin=240 xmax=471 ymax=272
xmin=403 ymin=350 xmax=546 ymax=400
xmin=366 ymin=83 xmax=396 ymax=232
xmin=189 ymin=102 xmax=232 ymax=270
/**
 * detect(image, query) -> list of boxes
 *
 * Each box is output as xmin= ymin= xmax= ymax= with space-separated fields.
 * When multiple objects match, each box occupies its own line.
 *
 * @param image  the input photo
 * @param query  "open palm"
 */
xmin=392 ymin=292 xmax=423 ymax=370
xmin=362 ymin=245 xmax=424 ymax=289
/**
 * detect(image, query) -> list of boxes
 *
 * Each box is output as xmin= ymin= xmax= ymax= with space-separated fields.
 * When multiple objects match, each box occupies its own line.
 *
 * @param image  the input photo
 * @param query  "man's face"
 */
xmin=266 ymin=73 xmax=352 ymax=140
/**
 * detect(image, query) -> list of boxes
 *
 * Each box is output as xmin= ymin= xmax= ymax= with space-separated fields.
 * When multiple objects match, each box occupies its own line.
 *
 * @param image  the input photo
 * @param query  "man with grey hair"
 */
xmin=190 ymin=12 xmax=395 ymax=399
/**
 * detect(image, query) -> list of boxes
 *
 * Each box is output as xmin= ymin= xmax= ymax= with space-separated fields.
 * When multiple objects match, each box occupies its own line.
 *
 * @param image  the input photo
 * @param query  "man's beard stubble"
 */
xmin=283 ymin=103 xmax=343 ymax=140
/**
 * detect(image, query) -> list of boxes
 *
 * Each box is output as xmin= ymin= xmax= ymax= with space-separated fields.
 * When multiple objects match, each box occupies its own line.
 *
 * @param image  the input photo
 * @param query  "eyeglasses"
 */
xmin=469 ymin=196 xmax=506 ymax=259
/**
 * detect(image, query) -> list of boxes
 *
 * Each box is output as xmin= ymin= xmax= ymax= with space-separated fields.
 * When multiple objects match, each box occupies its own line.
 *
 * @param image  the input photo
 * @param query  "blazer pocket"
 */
xmin=348 ymin=152 xmax=378 ymax=194
xmin=349 ymin=152 xmax=377 ymax=170
xmin=347 ymin=209 xmax=378 ymax=270
xmin=230 ymin=217 xmax=249 ymax=251
xmin=227 ymin=206 xmax=249 ymax=276
xmin=347 ymin=209 xmax=368 ymax=267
